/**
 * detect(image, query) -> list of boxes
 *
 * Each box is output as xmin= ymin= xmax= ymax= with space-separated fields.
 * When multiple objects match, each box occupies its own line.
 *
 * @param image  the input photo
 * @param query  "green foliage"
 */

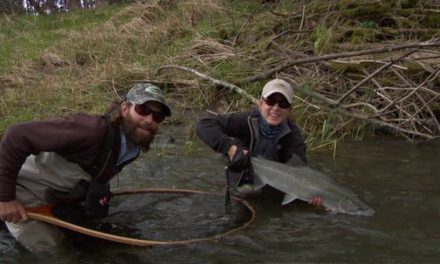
xmin=351 ymin=28 xmax=378 ymax=44
xmin=0 ymin=6 xmax=120 ymax=71
xmin=313 ymin=25 xmax=332 ymax=55
xmin=184 ymin=140 xmax=196 ymax=154
xmin=337 ymin=0 xmax=392 ymax=22
xmin=420 ymin=13 xmax=440 ymax=28
xmin=362 ymin=21 xmax=378 ymax=29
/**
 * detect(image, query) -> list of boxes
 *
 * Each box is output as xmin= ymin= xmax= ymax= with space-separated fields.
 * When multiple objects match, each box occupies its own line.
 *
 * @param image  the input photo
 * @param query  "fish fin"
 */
xmin=285 ymin=154 xmax=306 ymax=167
xmin=253 ymin=174 xmax=265 ymax=190
xmin=326 ymin=208 xmax=336 ymax=215
xmin=281 ymin=193 xmax=298 ymax=205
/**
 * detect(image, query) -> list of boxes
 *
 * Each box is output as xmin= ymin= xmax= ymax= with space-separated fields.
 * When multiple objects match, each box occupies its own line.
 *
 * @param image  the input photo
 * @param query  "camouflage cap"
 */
xmin=126 ymin=83 xmax=171 ymax=116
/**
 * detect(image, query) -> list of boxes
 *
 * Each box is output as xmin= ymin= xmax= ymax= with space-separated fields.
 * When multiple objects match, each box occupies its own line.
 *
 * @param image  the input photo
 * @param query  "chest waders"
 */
xmin=52 ymin=115 xmax=118 ymax=222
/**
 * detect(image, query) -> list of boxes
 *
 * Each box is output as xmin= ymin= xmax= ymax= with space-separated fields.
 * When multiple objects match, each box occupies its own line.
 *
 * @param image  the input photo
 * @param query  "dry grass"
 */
xmin=1 ymin=0 xmax=439 ymax=147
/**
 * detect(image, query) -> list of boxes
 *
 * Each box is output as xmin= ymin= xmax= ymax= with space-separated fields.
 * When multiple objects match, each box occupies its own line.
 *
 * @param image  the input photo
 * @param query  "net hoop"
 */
xmin=28 ymin=188 xmax=255 ymax=247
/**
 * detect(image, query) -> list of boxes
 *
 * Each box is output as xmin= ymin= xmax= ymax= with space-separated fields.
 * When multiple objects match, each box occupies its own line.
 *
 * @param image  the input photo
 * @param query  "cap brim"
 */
xmin=152 ymin=100 xmax=171 ymax=117
xmin=263 ymin=90 xmax=292 ymax=104
xmin=135 ymin=98 xmax=171 ymax=116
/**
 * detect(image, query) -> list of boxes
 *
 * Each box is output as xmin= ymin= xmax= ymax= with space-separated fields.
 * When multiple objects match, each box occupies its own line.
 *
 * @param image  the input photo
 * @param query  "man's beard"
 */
xmin=122 ymin=115 xmax=158 ymax=151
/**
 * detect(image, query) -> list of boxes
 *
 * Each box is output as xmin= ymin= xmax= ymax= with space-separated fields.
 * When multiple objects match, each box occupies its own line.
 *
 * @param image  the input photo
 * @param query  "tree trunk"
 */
xmin=66 ymin=0 xmax=82 ymax=11
xmin=27 ymin=0 xmax=46 ymax=15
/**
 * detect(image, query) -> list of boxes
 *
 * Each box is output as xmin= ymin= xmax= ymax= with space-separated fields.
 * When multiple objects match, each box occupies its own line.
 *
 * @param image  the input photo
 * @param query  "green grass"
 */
xmin=1 ymin=0 xmax=434 ymax=148
xmin=0 ymin=5 xmax=121 ymax=71
xmin=313 ymin=25 xmax=332 ymax=55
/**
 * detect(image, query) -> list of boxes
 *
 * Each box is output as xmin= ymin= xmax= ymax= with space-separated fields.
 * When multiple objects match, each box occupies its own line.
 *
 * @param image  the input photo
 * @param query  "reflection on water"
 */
xmin=1 ymin=129 xmax=440 ymax=263
xmin=96 ymin=192 xmax=253 ymax=241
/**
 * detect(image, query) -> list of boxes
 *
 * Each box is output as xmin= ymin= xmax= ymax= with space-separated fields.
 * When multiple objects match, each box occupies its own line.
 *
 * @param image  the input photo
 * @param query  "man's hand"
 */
xmin=226 ymin=145 xmax=252 ymax=187
xmin=228 ymin=145 xmax=248 ymax=161
xmin=0 ymin=200 xmax=28 ymax=223
xmin=227 ymin=145 xmax=250 ymax=172
xmin=309 ymin=197 xmax=323 ymax=207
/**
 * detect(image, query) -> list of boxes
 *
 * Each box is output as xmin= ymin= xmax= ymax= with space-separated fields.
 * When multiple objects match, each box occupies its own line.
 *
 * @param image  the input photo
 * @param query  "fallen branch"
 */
xmin=290 ymin=82 xmax=435 ymax=140
xmin=238 ymin=40 xmax=440 ymax=84
xmin=390 ymin=67 xmax=440 ymax=131
xmin=157 ymin=65 xmax=259 ymax=104
xmin=334 ymin=107 xmax=435 ymax=140
xmin=336 ymin=50 xmax=415 ymax=105
xmin=395 ymin=68 xmax=440 ymax=105
xmin=333 ymin=59 xmax=407 ymax=70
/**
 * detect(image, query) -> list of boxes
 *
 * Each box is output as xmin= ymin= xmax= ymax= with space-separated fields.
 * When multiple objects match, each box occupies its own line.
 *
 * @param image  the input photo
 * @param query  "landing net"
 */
xmin=93 ymin=188 xmax=255 ymax=243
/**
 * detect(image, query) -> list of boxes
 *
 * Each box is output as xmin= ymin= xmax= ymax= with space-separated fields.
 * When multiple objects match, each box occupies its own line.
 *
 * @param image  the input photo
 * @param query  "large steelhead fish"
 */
xmin=250 ymin=157 xmax=375 ymax=216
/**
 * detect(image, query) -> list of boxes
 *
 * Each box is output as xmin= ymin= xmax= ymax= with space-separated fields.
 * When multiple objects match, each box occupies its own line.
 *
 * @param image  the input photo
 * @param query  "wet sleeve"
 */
xmin=0 ymin=115 xmax=99 ymax=201
xmin=289 ymin=127 xmax=308 ymax=165
xmin=196 ymin=114 xmax=235 ymax=155
xmin=196 ymin=112 xmax=251 ymax=155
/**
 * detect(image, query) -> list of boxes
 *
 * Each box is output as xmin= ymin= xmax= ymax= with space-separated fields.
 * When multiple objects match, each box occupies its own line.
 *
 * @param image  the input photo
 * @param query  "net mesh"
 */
xmin=91 ymin=191 xmax=254 ymax=241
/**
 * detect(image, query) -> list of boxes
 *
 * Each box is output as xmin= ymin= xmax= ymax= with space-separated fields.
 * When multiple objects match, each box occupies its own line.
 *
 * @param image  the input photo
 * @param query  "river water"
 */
xmin=1 ymin=125 xmax=439 ymax=263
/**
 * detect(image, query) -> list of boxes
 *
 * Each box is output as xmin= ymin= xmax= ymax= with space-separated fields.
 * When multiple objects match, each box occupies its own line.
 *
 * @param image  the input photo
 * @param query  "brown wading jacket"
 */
xmin=0 ymin=113 xmax=135 ymax=203
xmin=196 ymin=109 xmax=307 ymax=164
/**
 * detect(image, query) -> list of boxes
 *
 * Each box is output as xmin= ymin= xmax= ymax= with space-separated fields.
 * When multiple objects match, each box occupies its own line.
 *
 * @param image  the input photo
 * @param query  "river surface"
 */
xmin=1 ymin=125 xmax=439 ymax=263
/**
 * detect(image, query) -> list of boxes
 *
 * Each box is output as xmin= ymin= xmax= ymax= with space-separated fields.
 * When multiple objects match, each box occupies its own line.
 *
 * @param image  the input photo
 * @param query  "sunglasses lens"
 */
xmin=134 ymin=104 xmax=165 ymax=123
xmin=134 ymin=104 xmax=151 ymax=116
xmin=264 ymin=98 xmax=276 ymax=107
xmin=152 ymin=112 xmax=165 ymax=123
xmin=278 ymin=101 xmax=291 ymax=109
xmin=264 ymin=97 xmax=290 ymax=109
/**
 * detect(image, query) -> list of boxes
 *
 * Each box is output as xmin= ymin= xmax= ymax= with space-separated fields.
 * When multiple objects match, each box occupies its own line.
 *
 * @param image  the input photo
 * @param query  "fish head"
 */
xmin=337 ymin=197 xmax=375 ymax=216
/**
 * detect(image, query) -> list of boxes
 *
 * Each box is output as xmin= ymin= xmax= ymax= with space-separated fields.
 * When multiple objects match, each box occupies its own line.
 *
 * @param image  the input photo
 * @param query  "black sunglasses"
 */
xmin=263 ymin=96 xmax=291 ymax=109
xmin=133 ymin=104 xmax=166 ymax=123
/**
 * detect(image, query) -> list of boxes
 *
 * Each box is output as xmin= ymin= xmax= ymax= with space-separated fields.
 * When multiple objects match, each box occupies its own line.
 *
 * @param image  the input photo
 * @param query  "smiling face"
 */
xmin=258 ymin=93 xmax=291 ymax=126
xmin=121 ymin=101 xmax=164 ymax=150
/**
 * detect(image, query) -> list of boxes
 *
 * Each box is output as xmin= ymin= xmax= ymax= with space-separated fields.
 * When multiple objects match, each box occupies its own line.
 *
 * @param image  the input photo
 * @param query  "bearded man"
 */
xmin=0 ymin=83 xmax=171 ymax=251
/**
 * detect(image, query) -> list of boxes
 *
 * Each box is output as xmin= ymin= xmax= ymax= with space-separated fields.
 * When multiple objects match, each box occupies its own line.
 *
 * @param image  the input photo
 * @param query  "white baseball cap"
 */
xmin=261 ymin=79 xmax=293 ymax=104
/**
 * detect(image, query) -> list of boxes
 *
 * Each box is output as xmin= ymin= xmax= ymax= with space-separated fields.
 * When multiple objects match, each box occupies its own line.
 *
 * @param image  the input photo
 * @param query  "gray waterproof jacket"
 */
xmin=196 ymin=109 xmax=307 ymax=164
